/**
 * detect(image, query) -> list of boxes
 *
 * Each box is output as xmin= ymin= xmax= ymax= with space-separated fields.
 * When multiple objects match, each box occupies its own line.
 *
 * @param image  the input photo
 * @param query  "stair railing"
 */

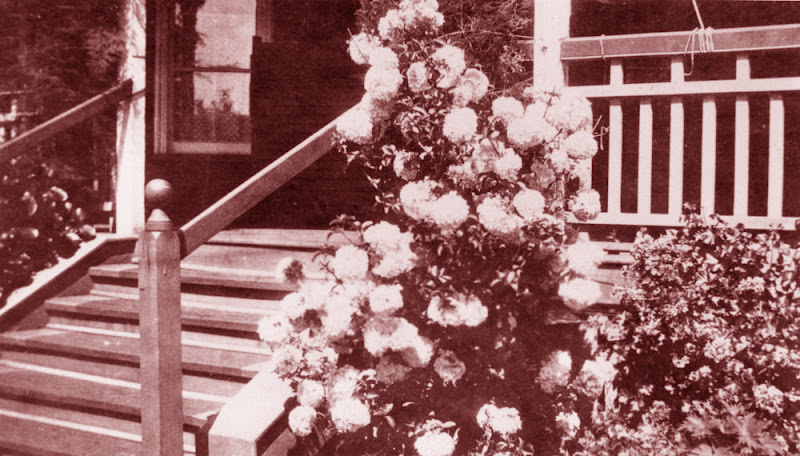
xmin=139 ymin=107 xmax=354 ymax=455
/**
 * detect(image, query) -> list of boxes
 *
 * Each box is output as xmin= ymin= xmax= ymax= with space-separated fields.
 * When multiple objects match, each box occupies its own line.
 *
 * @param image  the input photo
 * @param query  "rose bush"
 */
xmin=258 ymin=1 xmax=605 ymax=454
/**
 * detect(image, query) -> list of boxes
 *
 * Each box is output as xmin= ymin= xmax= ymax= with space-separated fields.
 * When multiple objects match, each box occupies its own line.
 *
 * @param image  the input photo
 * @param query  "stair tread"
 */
xmin=208 ymin=228 xmax=353 ymax=249
xmin=0 ymin=349 xmax=246 ymax=398
xmin=0 ymin=398 xmax=197 ymax=455
xmin=45 ymin=294 xmax=277 ymax=333
xmin=0 ymin=360 xmax=225 ymax=428
xmin=0 ymin=328 xmax=268 ymax=379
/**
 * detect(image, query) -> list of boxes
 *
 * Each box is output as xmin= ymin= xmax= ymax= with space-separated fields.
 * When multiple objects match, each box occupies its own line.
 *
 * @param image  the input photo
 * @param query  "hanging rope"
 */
xmin=684 ymin=0 xmax=715 ymax=76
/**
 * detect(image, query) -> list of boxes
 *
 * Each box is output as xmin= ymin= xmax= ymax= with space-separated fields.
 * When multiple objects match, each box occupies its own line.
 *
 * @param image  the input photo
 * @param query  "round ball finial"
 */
xmin=145 ymin=179 xmax=173 ymax=210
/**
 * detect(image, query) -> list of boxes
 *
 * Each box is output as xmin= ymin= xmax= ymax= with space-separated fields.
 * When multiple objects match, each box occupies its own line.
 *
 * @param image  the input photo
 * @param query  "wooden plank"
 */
xmin=669 ymin=58 xmax=685 ymax=217
xmin=701 ymin=96 xmax=717 ymax=215
xmin=768 ymin=95 xmax=785 ymax=218
xmin=579 ymin=212 xmax=798 ymax=231
xmin=207 ymin=228 xmax=355 ymax=249
xmin=0 ymin=80 xmax=133 ymax=163
xmin=637 ymin=97 xmax=653 ymax=215
xmin=0 ymin=328 xmax=268 ymax=379
xmin=734 ymin=55 xmax=751 ymax=217
xmin=558 ymin=23 xmax=800 ymax=61
xmin=607 ymin=61 xmax=624 ymax=215
xmin=180 ymin=110 xmax=347 ymax=256
xmin=563 ymin=76 xmax=800 ymax=99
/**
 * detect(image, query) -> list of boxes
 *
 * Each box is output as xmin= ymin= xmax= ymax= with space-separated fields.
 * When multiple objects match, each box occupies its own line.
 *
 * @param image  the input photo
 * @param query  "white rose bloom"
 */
xmin=407 ymin=61 xmax=432 ymax=93
xmin=330 ymin=398 xmax=371 ymax=433
xmin=401 ymin=335 xmax=434 ymax=368
xmin=565 ymin=240 xmax=605 ymax=276
xmin=363 ymin=316 xmax=420 ymax=356
xmin=393 ymin=149 xmax=419 ymax=180
xmin=367 ymin=46 xmax=399 ymax=69
xmin=336 ymin=107 xmax=373 ymax=144
xmin=461 ymin=68 xmax=489 ymax=102
xmin=368 ymin=284 xmax=404 ymax=315
xmin=372 ymin=244 xmax=417 ymax=279
xmin=414 ymin=430 xmax=456 ymax=456
xmin=576 ymin=354 xmax=618 ymax=398
xmin=506 ymin=113 xmax=554 ymax=148
xmin=322 ymin=294 xmax=358 ymax=338
xmin=476 ymin=404 xmax=522 ymax=435
xmin=399 ymin=180 xmax=437 ymax=221
xmin=433 ymin=350 xmax=466 ymax=385
xmin=363 ymin=221 xmax=403 ymax=251
xmin=331 ymin=245 xmax=370 ymax=279
xmin=549 ymin=147 xmax=571 ymax=173
xmin=297 ymin=380 xmax=326 ymax=408
xmin=347 ymin=32 xmax=381 ymax=65
xmin=492 ymin=96 xmax=524 ymax=124
xmin=378 ymin=9 xmax=406 ymax=42
xmin=427 ymin=293 xmax=488 ymax=327
xmin=512 ymin=188 xmax=546 ymax=222
xmin=365 ymin=65 xmax=403 ymax=100
xmin=288 ymin=405 xmax=317 ymax=437
xmin=431 ymin=45 xmax=467 ymax=89
xmin=257 ymin=315 xmax=290 ymax=343
xmin=537 ymin=350 xmax=572 ymax=394
xmin=493 ymin=150 xmax=522 ymax=181
xmin=570 ymin=190 xmax=602 ymax=221
xmin=558 ymin=277 xmax=602 ymax=311
xmin=555 ymin=411 xmax=581 ymax=437
xmin=546 ymin=92 xmax=594 ymax=132
xmin=430 ymin=191 xmax=469 ymax=230
xmin=476 ymin=196 xmax=524 ymax=240
xmin=450 ymin=83 xmax=474 ymax=108
xmin=442 ymin=107 xmax=478 ymax=144
xmin=562 ymin=130 xmax=598 ymax=160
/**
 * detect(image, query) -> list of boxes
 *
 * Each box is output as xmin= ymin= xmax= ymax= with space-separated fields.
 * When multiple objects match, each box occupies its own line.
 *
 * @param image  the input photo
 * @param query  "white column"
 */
xmin=533 ymin=0 xmax=571 ymax=90
xmin=700 ymin=96 xmax=717 ymax=215
xmin=115 ymin=0 xmax=146 ymax=235
xmin=768 ymin=95 xmax=784 ymax=218
xmin=668 ymin=57 xmax=685 ymax=217
xmin=607 ymin=61 xmax=624 ymax=215
xmin=637 ymin=98 xmax=653 ymax=215
xmin=734 ymin=55 xmax=750 ymax=217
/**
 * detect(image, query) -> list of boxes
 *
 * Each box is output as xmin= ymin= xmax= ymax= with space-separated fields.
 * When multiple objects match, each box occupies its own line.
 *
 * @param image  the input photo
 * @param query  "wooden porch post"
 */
xmin=533 ymin=0 xmax=571 ymax=90
xmin=138 ymin=179 xmax=184 ymax=456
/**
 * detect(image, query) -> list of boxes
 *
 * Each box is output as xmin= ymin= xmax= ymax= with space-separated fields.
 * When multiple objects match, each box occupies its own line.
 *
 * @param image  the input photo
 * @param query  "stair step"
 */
xmin=208 ymin=228 xmax=351 ymax=249
xmin=0 ymin=349 xmax=245 ymax=398
xmin=0 ymin=397 xmax=196 ymax=455
xmin=45 ymin=294 xmax=276 ymax=334
xmin=0 ymin=328 xmax=269 ymax=380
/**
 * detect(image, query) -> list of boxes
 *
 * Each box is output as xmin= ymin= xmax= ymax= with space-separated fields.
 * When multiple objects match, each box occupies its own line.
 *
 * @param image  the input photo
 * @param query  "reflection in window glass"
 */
xmin=173 ymin=0 xmax=254 ymax=144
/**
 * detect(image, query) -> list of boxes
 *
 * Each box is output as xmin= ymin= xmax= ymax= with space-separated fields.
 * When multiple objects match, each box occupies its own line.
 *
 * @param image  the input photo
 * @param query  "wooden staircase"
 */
xmin=0 ymin=229 xmax=330 ymax=456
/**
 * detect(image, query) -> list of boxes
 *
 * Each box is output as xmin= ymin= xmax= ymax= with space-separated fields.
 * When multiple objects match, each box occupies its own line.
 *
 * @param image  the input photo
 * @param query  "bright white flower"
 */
xmin=443 ymin=107 xmax=477 ymax=144
xmin=571 ymin=190 xmax=601 ymax=221
xmin=450 ymin=83 xmax=474 ymax=107
xmin=492 ymin=97 xmax=524 ymax=124
xmin=330 ymin=398 xmax=371 ymax=433
xmin=331 ymin=245 xmax=370 ymax=279
xmin=447 ymin=161 xmax=480 ymax=188
xmin=476 ymin=196 xmax=523 ymax=240
xmin=506 ymin=110 xmax=556 ymax=148
xmin=364 ymin=222 xmax=401 ymax=249
xmin=257 ymin=315 xmax=290 ymax=343
xmin=559 ymin=278 xmax=602 ymax=311
xmin=297 ymin=380 xmax=326 ymax=408
xmin=754 ymin=383 xmax=785 ymax=414
xmin=369 ymin=284 xmax=404 ymax=315
xmin=399 ymin=180 xmax=437 ymax=221
xmin=304 ymin=347 xmax=339 ymax=378
xmin=537 ymin=350 xmax=572 ymax=394
xmin=275 ymin=257 xmax=304 ymax=285
xmin=401 ymin=335 xmax=434 ymax=368
xmin=372 ymin=245 xmax=417 ymax=279
xmin=363 ymin=316 xmax=421 ymax=356
xmin=376 ymin=356 xmax=412 ymax=384
xmin=365 ymin=65 xmax=403 ymax=100
xmin=367 ymin=46 xmax=399 ymax=69
xmin=493 ymin=150 xmax=522 ymax=181
xmin=271 ymin=344 xmax=304 ymax=376
xmin=476 ymin=404 xmax=522 ymax=435
xmin=347 ymin=32 xmax=381 ymax=65
xmin=562 ymin=130 xmax=598 ymax=160
xmin=378 ymin=9 xmax=406 ymax=42
xmin=407 ymin=61 xmax=432 ymax=93
xmin=427 ymin=293 xmax=488 ymax=327
xmin=322 ymin=294 xmax=358 ymax=338
xmin=431 ymin=45 xmax=467 ymax=89
xmin=565 ymin=240 xmax=605 ymax=276
xmin=414 ymin=430 xmax=456 ymax=456
xmin=555 ymin=411 xmax=581 ymax=437
xmin=393 ymin=149 xmax=419 ymax=180
xmin=576 ymin=354 xmax=618 ymax=398
xmin=548 ymin=147 xmax=571 ymax=173
xmin=461 ymin=68 xmax=489 ymax=102
xmin=433 ymin=350 xmax=466 ymax=385
xmin=546 ymin=92 xmax=594 ymax=132
xmin=336 ymin=107 xmax=373 ymax=144
xmin=525 ymin=101 xmax=549 ymax=120
xmin=430 ymin=191 xmax=469 ymax=230
xmin=512 ymin=188 xmax=545 ymax=222
xmin=288 ymin=406 xmax=317 ymax=437
xmin=326 ymin=366 xmax=360 ymax=403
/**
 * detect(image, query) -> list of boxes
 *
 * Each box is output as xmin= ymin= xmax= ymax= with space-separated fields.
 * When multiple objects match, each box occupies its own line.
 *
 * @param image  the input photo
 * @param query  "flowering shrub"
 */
xmin=563 ymin=213 xmax=800 ymax=455
xmin=259 ymin=1 xmax=604 ymax=454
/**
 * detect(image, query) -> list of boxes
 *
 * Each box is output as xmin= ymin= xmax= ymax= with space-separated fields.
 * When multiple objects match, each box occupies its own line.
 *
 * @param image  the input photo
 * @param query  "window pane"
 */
xmin=174 ymin=71 xmax=251 ymax=143
xmin=175 ymin=0 xmax=255 ymax=69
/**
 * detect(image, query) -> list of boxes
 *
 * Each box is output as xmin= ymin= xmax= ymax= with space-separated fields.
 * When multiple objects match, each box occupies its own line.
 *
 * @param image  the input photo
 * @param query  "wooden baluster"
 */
xmin=669 ymin=57 xmax=685 ymax=217
xmin=768 ymin=94 xmax=785 ymax=219
xmin=138 ymin=179 xmax=183 ymax=456
xmin=734 ymin=55 xmax=750 ymax=217
xmin=608 ymin=60 xmax=624 ymax=215
xmin=638 ymin=97 xmax=653 ymax=215
xmin=701 ymin=96 xmax=717 ymax=216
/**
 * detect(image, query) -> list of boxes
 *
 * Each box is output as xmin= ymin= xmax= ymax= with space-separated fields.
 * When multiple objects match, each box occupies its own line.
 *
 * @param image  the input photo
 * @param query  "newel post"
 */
xmin=138 ymin=179 xmax=184 ymax=455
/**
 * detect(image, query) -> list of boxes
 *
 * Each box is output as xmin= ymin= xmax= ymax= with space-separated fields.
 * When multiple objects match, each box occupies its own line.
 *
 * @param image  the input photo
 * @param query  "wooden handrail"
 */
xmin=0 ymin=79 xmax=133 ymax=163
xmin=179 ymin=107 xmax=352 ymax=256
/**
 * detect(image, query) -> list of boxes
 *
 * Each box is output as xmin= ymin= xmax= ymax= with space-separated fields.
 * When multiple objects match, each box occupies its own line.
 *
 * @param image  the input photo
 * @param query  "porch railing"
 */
xmin=561 ymin=24 xmax=800 ymax=230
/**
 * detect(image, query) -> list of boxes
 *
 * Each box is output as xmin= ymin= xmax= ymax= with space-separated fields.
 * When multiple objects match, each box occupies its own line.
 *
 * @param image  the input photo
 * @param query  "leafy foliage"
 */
xmin=0 ymin=155 xmax=95 ymax=305
xmin=569 ymin=212 xmax=800 ymax=455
